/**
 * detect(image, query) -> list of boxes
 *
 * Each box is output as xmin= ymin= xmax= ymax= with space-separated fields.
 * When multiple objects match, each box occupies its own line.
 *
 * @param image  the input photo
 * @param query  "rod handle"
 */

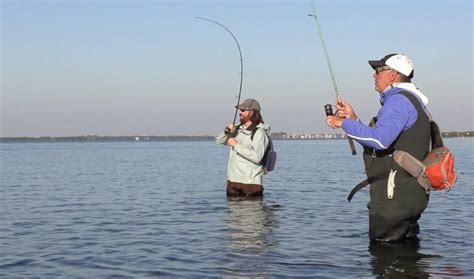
xmin=347 ymin=137 xmax=357 ymax=155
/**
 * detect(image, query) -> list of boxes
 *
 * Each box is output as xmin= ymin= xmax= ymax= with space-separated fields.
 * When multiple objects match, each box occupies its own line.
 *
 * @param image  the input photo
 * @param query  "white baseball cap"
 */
xmin=369 ymin=53 xmax=414 ymax=78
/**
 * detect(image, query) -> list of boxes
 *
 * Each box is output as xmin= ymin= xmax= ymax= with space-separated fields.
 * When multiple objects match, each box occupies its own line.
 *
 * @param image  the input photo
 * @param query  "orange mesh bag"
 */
xmin=393 ymin=121 xmax=457 ymax=192
xmin=422 ymin=146 xmax=457 ymax=190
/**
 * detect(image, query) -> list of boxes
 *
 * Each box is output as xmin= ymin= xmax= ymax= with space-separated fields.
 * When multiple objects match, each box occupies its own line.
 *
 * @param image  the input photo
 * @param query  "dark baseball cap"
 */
xmin=235 ymin=98 xmax=261 ymax=111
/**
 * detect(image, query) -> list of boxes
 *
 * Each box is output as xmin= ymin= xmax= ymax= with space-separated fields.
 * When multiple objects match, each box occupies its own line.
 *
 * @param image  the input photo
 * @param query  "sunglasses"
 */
xmin=375 ymin=67 xmax=394 ymax=74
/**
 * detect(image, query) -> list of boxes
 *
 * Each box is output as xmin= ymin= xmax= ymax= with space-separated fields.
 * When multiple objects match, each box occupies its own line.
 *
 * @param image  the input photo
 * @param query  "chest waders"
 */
xmin=351 ymin=91 xmax=431 ymax=242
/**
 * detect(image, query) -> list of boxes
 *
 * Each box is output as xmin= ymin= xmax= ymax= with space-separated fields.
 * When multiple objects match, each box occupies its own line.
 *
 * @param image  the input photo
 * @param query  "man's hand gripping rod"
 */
xmin=308 ymin=1 xmax=356 ymax=155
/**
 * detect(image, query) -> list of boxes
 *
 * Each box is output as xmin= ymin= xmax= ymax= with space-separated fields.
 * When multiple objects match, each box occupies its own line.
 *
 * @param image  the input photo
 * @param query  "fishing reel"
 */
xmin=224 ymin=125 xmax=237 ymax=135
xmin=324 ymin=104 xmax=334 ymax=116
xmin=224 ymin=124 xmax=241 ymax=137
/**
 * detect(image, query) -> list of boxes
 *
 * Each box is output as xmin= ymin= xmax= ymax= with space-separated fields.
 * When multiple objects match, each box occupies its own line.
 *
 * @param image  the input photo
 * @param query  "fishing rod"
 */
xmin=307 ymin=1 xmax=357 ymax=155
xmin=195 ymin=17 xmax=243 ymax=132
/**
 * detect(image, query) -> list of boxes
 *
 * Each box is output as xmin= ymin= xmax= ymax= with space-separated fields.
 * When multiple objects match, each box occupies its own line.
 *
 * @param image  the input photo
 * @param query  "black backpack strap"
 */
xmin=395 ymin=90 xmax=443 ymax=149
xmin=249 ymin=124 xmax=270 ymax=142
xmin=347 ymin=170 xmax=413 ymax=202
xmin=253 ymin=128 xmax=272 ymax=152
xmin=347 ymin=173 xmax=390 ymax=202
xmin=267 ymin=136 xmax=273 ymax=151
xmin=249 ymin=126 xmax=272 ymax=167
xmin=250 ymin=127 xmax=258 ymax=141
xmin=430 ymin=120 xmax=444 ymax=149
xmin=245 ymin=123 xmax=259 ymax=141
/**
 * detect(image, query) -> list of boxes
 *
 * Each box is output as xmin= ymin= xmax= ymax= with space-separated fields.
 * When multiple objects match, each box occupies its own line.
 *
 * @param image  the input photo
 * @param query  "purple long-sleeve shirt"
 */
xmin=342 ymin=87 xmax=425 ymax=150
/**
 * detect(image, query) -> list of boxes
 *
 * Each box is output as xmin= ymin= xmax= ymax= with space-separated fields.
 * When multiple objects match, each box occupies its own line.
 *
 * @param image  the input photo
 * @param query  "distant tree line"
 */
xmin=441 ymin=131 xmax=473 ymax=138
xmin=0 ymin=131 xmax=472 ymax=143
xmin=0 ymin=135 xmax=214 ymax=143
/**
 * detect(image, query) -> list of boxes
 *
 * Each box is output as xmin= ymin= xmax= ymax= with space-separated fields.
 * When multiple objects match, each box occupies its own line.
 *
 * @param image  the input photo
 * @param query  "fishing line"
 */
xmin=307 ymin=1 xmax=357 ymax=155
xmin=195 ymin=17 xmax=243 ymax=126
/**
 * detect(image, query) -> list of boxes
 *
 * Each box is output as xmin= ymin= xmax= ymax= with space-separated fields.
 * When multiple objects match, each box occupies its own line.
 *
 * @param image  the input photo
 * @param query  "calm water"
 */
xmin=1 ymin=138 xmax=472 ymax=278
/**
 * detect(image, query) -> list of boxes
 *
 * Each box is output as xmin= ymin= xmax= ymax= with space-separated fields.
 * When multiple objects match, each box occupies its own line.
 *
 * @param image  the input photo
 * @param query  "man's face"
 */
xmin=239 ymin=109 xmax=252 ymax=123
xmin=373 ymin=66 xmax=397 ymax=93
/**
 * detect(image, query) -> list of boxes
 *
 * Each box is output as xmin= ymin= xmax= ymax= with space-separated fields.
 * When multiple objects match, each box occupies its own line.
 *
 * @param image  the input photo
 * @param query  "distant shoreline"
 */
xmin=0 ymin=131 xmax=472 ymax=143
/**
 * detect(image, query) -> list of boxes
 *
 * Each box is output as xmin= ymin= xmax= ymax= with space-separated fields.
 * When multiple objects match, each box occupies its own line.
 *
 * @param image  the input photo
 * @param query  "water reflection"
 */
xmin=224 ymin=197 xmax=279 ymax=276
xmin=369 ymin=241 xmax=434 ymax=278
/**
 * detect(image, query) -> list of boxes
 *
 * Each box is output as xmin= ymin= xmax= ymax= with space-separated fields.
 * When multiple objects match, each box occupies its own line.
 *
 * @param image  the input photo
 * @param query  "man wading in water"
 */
xmin=327 ymin=54 xmax=431 ymax=242
xmin=216 ymin=99 xmax=271 ymax=197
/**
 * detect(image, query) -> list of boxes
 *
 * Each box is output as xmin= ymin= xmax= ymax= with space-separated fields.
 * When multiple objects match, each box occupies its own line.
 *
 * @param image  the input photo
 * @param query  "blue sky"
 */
xmin=1 ymin=0 xmax=472 ymax=137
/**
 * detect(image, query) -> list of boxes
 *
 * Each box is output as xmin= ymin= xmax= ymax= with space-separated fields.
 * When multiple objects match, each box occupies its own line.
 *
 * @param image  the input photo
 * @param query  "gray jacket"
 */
xmin=216 ymin=122 xmax=270 ymax=185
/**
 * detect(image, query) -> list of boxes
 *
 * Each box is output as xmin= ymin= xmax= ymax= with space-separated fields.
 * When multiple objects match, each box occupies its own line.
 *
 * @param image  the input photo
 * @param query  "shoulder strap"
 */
xmin=396 ymin=90 xmax=444 ymax=149
xmin=249 ymin=125 xmax=267 ymax=141
xmin=430 ymin=121 xmax=444 ymax=149
xmin=396 ymin=90 xmax=430 ymax=118
xmin=250 ymin=127 xmax=259 ymax=141
xmin=250 ymin=127 xmax=274 ymax=157
xmin=347 ymin=173 xmax=389 ymax=202
xmin=347 ymin=171 xmax=413 ymax=202
xmin=244 ymin=123 xmax=259 ymax=141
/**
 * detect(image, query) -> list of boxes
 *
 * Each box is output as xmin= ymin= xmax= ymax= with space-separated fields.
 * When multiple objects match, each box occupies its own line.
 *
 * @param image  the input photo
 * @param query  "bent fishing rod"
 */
xmin=307 ymin=1 xmax=357 ymax=155
xmin=195 ymin=17 xmax=243 ymax=132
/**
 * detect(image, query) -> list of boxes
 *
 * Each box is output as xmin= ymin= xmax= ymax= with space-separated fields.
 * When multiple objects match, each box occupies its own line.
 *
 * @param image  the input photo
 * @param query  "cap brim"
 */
xmin=368 ymin=60 xmax=385 ymax=70
xmin=236 ymin=105 xmax=250 ymax=110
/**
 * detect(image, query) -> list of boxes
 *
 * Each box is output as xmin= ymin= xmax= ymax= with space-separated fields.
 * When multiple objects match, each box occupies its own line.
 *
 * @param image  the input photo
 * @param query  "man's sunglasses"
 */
xmin=375 ymin=67 xmax=394 ymax=74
